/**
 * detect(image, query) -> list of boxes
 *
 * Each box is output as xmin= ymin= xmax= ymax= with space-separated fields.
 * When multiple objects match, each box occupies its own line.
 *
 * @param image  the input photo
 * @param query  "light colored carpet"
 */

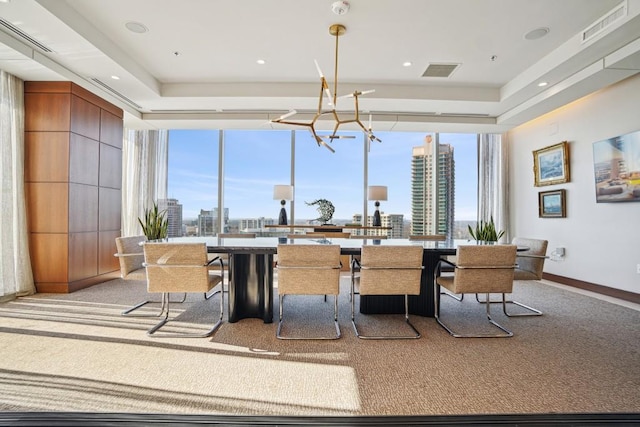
xmin=0 ymin=275 xmax=638 ymax=416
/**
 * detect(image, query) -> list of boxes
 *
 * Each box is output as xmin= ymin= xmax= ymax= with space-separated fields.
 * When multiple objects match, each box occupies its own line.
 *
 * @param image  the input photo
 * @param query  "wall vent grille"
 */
xmin=0 ymin=17 xmax=53 ymax=52
xmin=582 ymin=1 xmax=627 ymax=43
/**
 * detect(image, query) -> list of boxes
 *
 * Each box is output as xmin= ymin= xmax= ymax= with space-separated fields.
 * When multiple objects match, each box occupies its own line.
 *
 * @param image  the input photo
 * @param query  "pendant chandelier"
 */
xmin=271 ymin=24 xmax=381 ymax=153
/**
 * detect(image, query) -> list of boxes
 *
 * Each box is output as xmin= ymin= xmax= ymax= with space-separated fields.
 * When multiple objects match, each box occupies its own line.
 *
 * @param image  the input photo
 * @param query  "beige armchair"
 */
xmin=115 ymin=235 xmax=146 ymax=280
xmin=143 ymin=242 xmax=224 ymax=337
xmin=351 ymin=245 xmax=424 ymax=339
xmin=475 ymin=238 xmax=547 ymax=316
xmin=435 ymin=245 xmax=517 ymax=338
xmin=509 ymin=237 xmax=547 ymax=316
xmin=115 ymin=235 xmax=166 ymax=316
xmin=276 ymin=244 xmax=342 ymax=340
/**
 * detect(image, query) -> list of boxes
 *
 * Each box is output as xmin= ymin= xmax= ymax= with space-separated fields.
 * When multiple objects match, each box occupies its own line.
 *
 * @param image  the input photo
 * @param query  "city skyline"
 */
xmin=168 ymin=130 xmax=477 ymax=221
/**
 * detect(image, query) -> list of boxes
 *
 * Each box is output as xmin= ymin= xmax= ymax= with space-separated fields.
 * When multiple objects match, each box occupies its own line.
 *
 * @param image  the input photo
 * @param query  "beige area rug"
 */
xmin=0 ymin=275 xmax=638 ymax=416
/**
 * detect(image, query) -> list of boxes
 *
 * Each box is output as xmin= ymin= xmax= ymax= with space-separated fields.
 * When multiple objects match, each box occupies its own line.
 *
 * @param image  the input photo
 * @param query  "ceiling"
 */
xmin=1 ymin=0 xmax=639 ymax=134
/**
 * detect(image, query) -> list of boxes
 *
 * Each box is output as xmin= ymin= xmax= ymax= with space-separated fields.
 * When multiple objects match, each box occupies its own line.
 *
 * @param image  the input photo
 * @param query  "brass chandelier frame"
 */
xmin=271 ymin=24 xmax=381 ymax=153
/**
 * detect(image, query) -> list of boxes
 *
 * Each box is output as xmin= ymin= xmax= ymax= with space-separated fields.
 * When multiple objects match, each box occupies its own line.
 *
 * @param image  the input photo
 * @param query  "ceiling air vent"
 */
xmin=422 ymin=63 xmax=460 ymax=78
xmin=0 ymin=17 xmax=53 ymax=52
xmin=582 ymin=0 xmax=627 ymax=43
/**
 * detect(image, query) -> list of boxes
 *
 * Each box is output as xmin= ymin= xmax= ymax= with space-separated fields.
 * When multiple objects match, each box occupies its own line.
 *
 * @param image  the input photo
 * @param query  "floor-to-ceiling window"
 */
xmin=167 ymin=128 xmax=478 ymax=239
xmin=167 ymin=130 xmax=219 ymax=237
xmin=294 ymin=130 xmax=363 ymax=223
xmin=223 ymin=130 xmax=291 ymax=233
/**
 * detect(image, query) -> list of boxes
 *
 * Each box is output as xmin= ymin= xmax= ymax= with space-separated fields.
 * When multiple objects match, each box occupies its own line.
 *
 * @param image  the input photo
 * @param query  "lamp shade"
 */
xmin=273 ymin=185 xmax=293 ymax=201
xmin=367 ymin=185 xmax=387 ymax=201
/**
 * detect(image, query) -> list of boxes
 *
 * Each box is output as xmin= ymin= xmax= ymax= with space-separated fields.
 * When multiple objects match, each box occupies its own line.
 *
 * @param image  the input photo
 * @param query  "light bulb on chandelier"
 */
xmin=270 ymin=23 xmax=382 ymax=153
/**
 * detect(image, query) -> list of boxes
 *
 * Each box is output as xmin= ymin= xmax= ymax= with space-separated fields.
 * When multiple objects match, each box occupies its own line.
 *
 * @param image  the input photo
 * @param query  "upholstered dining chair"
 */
xmin=115 ymin=235 xmax=177 ymax=317
xmin=351 ymin=245 xmax=424 ymax=339
xmin=435 ymin=244 xmax=517 ymax=338
xmin=508 ymin=237 xmax=547 ymax=316
xmin=474 ymin=237 xmax=547 ymax=316
xmin=143 ymin=242 xmax=224 ymax=337
xmin=275 ymin=244 xmax=342 ymax=339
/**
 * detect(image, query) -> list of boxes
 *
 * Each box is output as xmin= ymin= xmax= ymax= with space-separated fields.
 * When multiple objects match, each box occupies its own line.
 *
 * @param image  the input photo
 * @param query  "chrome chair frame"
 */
xmin=434 ymin=246 xmax=517 ymax=338
xmin=351 ymin=246 xmax=423 ymax=340
xmin=474 ymin=237 xmax=548 ymax=317
xmin=115 ymin=236 xmax=189 ymax=317
xmin=275 ymin=244 xmax=342 ymax=340
xmin=144 ymin=243 xmax=224 ymax=338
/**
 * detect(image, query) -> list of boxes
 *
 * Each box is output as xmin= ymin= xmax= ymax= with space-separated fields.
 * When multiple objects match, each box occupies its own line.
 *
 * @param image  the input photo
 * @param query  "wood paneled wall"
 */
xmin=25 ymin=82 xmax=123 ymax=293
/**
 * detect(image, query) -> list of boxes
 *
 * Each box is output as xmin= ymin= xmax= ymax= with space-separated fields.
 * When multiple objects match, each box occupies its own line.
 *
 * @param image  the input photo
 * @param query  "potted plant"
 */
xmin=138 ymin=202 xmax=168 ymax=241
xmin=468 ymin=215 xmax=504 ymax=243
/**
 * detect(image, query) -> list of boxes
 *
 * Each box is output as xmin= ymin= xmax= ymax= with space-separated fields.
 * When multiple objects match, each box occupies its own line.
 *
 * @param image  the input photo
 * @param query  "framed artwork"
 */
xmin=538 ymin=189 xmax=566 ymax=218
xmin=533 ymin=141 xmax=570 ymax=186
xmin=592 ymin=129 xmax=640 ymax=203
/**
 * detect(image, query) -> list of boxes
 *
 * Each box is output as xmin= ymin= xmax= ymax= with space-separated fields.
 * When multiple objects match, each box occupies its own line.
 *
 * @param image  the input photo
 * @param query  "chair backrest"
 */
xmin=359 ymin=245 xmax=424 ymax=296
xmin=115 ymin=235 xmax=146 ymax=277
xmin=409 ymin=234 xmax=446 ymax=241
xmin=143 ymin=242 xmax=211 ymax=293
xmin=219 ymin=233 xmax=257 ymax=238
xmin=276 ymin=244 xmax=341 ymax=296
xmin=511 ymin=237 xmax=548 ymax=280
xmin=452 ymin=245 xmax=516 ymax=294
xmin=350 ymin=234 xmax=388 ymax=239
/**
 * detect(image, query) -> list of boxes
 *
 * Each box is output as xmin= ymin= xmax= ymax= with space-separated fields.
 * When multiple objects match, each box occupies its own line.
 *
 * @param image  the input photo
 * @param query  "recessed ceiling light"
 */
xmin=403 ymin=61 xmax=412 ymax=67
xmin=524 ymin=27 xmax=549 ymax=41
xmin=125 ymin=21 xmax=148 ymax=34
xmin=538 ymin=81 xmax=548 ymax=87
xmin=111 ymin=75 xmax=120 ymax=80
xmin=257 ymin=59 xmax=266 ymax=65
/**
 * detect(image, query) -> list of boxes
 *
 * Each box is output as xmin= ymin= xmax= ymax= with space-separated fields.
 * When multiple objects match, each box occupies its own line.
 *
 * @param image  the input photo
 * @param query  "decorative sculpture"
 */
xmin=306 ymin=199 xmax=335 ymax=224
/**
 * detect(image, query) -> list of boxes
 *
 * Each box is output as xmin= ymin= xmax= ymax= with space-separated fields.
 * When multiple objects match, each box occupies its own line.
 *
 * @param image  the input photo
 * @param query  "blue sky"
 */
xmin=168 ymin=130 xmax=478 ymax=221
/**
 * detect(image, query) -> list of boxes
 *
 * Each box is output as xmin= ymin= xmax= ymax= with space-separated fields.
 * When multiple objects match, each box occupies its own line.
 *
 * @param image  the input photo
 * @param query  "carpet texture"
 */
xmin=0 ymin=276 xmax=638 ymax=417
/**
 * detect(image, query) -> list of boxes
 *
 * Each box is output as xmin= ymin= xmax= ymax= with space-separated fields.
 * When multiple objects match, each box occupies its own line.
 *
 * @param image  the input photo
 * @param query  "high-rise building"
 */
xmin=158 ymin=198 xmax=183 ymax=237
xmin=197 ymin=208 xmax=229 ymax=236
xmin=351 ymin=213 xmax=404 ymax=238
xmin=411 ymin=136 xmax=455 ymax=236
xmin=239 ymin=217 xmax=276 ymax=232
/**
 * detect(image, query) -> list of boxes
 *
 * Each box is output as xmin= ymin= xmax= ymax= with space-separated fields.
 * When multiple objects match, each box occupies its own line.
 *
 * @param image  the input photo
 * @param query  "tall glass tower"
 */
xmin=411 ymin=135 xmax=455 ymax=236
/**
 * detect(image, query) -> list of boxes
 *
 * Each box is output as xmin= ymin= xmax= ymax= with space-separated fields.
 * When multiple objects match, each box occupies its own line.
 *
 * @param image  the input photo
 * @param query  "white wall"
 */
xmin=508 ymin=74 xmax=640 ymax=294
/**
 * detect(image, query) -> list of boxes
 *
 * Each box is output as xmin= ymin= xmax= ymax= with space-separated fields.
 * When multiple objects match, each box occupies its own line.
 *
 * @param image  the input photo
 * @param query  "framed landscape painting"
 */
xmin=533 ymin=141 xmax=570 ymax=186
xmin=538 ymin=189 xmax=566 ymax=218
xmin=592 ymin=129 xmax=640 ymax=203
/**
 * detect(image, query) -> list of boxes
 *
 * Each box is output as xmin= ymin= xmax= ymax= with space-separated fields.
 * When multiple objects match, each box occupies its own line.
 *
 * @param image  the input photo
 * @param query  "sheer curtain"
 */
xmin=478 ymin=133 xmax=510 ymax=242
xmin=0 ymin=71 xmax=35 ymax=299
xmin=121 ymin=129 xmax=168 ymax=236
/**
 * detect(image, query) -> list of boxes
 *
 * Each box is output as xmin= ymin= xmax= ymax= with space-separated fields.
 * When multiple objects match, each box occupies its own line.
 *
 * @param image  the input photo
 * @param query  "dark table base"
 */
xmin=359 ymin=251 xmax=445 ymax=318
xmin=227 ymin=253 xmax=274 ymax=323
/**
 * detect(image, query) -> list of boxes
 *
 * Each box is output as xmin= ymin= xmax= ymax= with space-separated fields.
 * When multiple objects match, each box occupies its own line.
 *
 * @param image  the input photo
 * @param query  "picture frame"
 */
xmin=533 ymin=141 xmax=570 ymax=187
xmin=538 ymin=189 xmax=566 ymax=218
xmin=592 ymin=129 xmax=640 ymax=203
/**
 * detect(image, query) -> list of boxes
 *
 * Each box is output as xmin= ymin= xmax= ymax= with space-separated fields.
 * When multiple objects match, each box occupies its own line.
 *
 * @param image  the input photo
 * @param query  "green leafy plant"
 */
xmin=138 ymin=202 xmax=168 ymax=241
xmin=468 ymin=216 xmax=505 ymax=242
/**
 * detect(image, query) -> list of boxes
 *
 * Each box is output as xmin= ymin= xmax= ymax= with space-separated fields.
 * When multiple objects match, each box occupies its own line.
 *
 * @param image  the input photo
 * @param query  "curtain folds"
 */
xmin=478 ymin=133 xmax=510 ymax=242
xmin=122 ymin=129 xmax=168 ymax=236
xmin=0 ymin=71 xmax=35 ymax=299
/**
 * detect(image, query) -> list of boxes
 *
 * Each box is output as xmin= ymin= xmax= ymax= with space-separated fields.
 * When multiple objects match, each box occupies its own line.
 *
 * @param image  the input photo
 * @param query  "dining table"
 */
xmin=190 ymin=236 xmax=467 ymax=324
